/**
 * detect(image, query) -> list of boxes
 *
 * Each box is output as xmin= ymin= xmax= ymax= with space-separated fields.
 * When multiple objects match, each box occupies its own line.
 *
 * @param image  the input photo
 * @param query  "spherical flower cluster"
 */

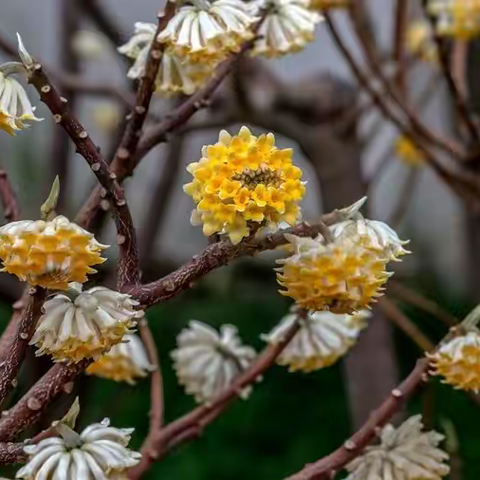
xmin=427 ymin=0 xmax=480 ymax=39
xmin=172 ymin=320 xmax=256 ymax=403
xmin=309 ymin=0 xmax=351 ymax=11
xmin=345 ymin=415 xmax=450 ymax=480
xmin=277 ymin=234 xmax=391 ymax=314
xmin=0 ymin=70 xmax=42 ymax=136
xmin=263 ymin=309 xmax=370 ymax=372
xmin=16 ymin=418 xmax=141 ymax=479
xmin=30 ymin=284 xmax=142 ymax=364
xmin=406 ymin=20 xmax=438 ymax=63
xmin=252 ymin=0 xmax=322 ymax=57
xmin=118 ymin=22 xmax=211 ymax=96
xmin=158 ymin=0 xmax=259 ymax=64
xmin=329 ymin=216 xmax=410 ymax=261
xmin=87 ymin=333 xmax=156 ymax=385
xmin=394 ymin=135 xmax=426 ymax=168
xmin=71 ymin=30 xmax=109 ymax=60
xmin=0 ymin=216 xmax=108 ymax=290
xmin=184 ymin=126 xmax=305 ymax=244
xmin=429 ymin=330 xmax=480 ymax=392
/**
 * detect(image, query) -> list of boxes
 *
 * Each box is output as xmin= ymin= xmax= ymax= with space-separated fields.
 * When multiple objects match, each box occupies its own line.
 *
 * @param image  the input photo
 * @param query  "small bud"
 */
xmin=53 ymin=114 xmax=62 ymax=123
xmin=40 ymin=176 xmax=60 ymax=221
xmin=17 ymin=33 xmax=34 ymax=68
xmin=40 ymin=85 xmax=51 ymax=94
xmin=391 ymin=388 xmax=402 ymax=398
xmin=91 ymin=162 xmax=101 ymax=172
xmin=344 ymin=440 xmax=356 ymax=451
xmin=78 ymin=131 xmax=88 ymax=139
xmin=116 ymin=198 xmax=126 ymax=207
xmin=110 ymin=172 xmax=117 ymax=180
xmin=19 ymin=332 xmax=28 ymax=340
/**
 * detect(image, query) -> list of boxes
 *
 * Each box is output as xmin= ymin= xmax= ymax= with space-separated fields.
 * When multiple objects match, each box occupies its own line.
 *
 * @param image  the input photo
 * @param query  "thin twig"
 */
xmin=393 ymin=0 xmax=409 ymax=92
xmin=388 ymin=280 xmax=458 ymax=327
xmin=0 ymin=287 xmax=46 ymax=407
xmin=285 ymin=358 xmax=429 ymax=480
xmin=0 ymin=166 xmax=20 ymax=222
xmin=111 ymin=2 xmax=177 ymax=180
xmin=25 ymin=60 xmax=139 ymax=289
xmin=128 ymin=315 xmax=302 ymax=479
xmin=379 ymin=297 xmax=435 ymax=351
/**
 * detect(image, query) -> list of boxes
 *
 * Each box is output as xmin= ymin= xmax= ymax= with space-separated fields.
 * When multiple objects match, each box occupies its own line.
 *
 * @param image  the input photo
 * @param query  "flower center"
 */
xmin=233 ymin=166 xmax=282 ymax=190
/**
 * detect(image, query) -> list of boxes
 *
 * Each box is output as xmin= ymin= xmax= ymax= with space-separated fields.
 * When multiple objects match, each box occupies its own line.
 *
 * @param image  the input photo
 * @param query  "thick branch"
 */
xmin=0 ymin=287 xmax=46 ymax=407
xmin=0 ymin=360 xmax=90 ymax=441
xmin=128 ymin=214 xmax=341 ymax=307
xmin=286 ymin=358 xmax=429 ymax=480
xmin=26 ymin=62 xmax=139 ymax=289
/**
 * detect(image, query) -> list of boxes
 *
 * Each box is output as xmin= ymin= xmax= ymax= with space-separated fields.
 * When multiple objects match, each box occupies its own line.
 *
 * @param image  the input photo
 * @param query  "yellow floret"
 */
xmin=428 ymin=0 xmax=480 ymax=39
xmin=0 ymin=216 xmax=108 ymax=289
xmin=184 ymin=126 xmax=305 ymax=244
xmin=395 ymin=135 xmax=425 ymax=167
xmin=276 ymin=234 xmax=391 ymax=314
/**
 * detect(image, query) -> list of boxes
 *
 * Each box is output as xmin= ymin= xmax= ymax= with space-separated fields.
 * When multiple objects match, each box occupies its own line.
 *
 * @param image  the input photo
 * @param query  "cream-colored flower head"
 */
xmin=252 ymin=0 xmax=322 ymax=57
xmin=406 ymin=20 xmax=438 ymax=63
xmin=71 ymin=30 xmax=110 ymax=60
xmin=172 ymin=320 xmax=256 ymax=403
xmin=30 ymin=283 xmax=142 ymax=364
xmin=427 ymin=0 xmax=480 ymax=39
xmin=157 ymin=0 xmax=259 ymax=64
xmin=345 ymin=415 xmax=450 ymax=480
xmin=91 ymin=102 xmax=122 ymax=133
xmin=0 ymin=216 xmax=108 ymax=290
xmin=429 ymin=329 xmax=480 ymax=392
xmin=0 ymin=70 xmax=42 ymax=136
xmin=263 ymin=309 xmax=370 ymax=372
xmin=118 ymin=22 xmax=213 ymax=96
xmin=184 ymin=126 xmax=305 ymax=244
xmin=330 ymin=217 xmax=411 ymax=262
xmin=87 ymin=333 xmax=156 ymax=385
xmin=277 ymin=234 xmax=391 ymax=314
xmin=16 ymin=418 xmax=141 ymax=479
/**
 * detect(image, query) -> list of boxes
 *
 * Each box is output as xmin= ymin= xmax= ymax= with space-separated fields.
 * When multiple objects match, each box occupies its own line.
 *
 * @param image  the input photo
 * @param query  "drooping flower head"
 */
xmin=429 ymin=329 xmax=480 ymax=392
xmin=329 ymin=216 xmax=411 ymax=261
xmin=87 ymin=333 xmax=156 ymax=385
xmin=118 ymin=22 xmax=212 ymax=96
xmin=277 ymin=234 xmax=391 ymax=314
xmin=172 ymin=320 xmax=256 ymax=403
xmin=71 ymin=30 xmax=110 ymax=60
xmin=427 ymin=0 xmax=480 ymax=39
xmin=184 ymin=126 xmax=305 ymax=244
xmin=16 ymin=418 xmax=141 ymax=479
xmin=345 ymin=415 xmax=450 ymax=480
xmin=252 ymin=0 xmax=322 ymax=57
xmin=158 ymin=0 xmax=259 ymax=64
xmin=395 ymin=135 xmax=426 ymax=168
xmin=30 ymin=283 xmax=142 ymax=364
xmin=0 ymin=216 xmax=108 ymax=289
xmin=406 ymin=20 xmax=438 ymax=63
xmin=263 ymin=309 xmax=370 ymax=372
xmin=0 ymin=69 xmax=42 ymax=136
xmin=309 ymin=0 xmax=351 ymax=11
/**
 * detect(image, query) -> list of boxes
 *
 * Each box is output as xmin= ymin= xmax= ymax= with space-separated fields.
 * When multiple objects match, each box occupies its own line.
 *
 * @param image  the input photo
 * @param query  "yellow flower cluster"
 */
xmin=429 ymin=331 xmax=480 ymax=392
xmin=428 ymin=0 xmax=480 ymax=39
xmin=277 ymin=234 xmax=391 ymax=314
xmin=309 ymin=0 xmax=351 ymax=10
xmin=0 ymin=216 xmax=107 ymax=289
xmin=395 ymin=135 xmax=425 ymax=167
xmin=406 ymin=20 xmax=438 ymax=64
xmin=184 ymin=126 xmax=305 ymax=244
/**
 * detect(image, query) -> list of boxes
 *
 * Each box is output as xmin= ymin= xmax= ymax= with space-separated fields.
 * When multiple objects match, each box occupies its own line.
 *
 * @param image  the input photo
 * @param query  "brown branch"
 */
xmin=346 ymin=7 xmax=466 ymax=160
xmin=75 ymin=29 xmax=261 ymax=233
xmin=378 ymin=297 xmax=435 ymax=351
xmin=111 ymin=2 xmax=177 ymax=180
xmin=0 ymin=442 xmax=26 ymax=463
xmin=0 ymin=287 xmax=46 ymax=407
xmin=0 ymin=166 xmax=20 ymax=222
xmin=285 ymin=358 xmax=429 ymax=480
xmin=393 ymin=0 xmax=409 ymax=92
xmin=128 ymin=314 xmax=302 ymax=479
xmin=128 ymin=212 xmax=342 ymax=307
xmin=388 ymin=280 xmax=458 ymax=327
xmin=0 ymin=360 xmax=90 ymax=441
xmin=422 ymin=4 xmax=480 ymax=144
xmin=25 ymin=61 xmax=139 ymax=289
